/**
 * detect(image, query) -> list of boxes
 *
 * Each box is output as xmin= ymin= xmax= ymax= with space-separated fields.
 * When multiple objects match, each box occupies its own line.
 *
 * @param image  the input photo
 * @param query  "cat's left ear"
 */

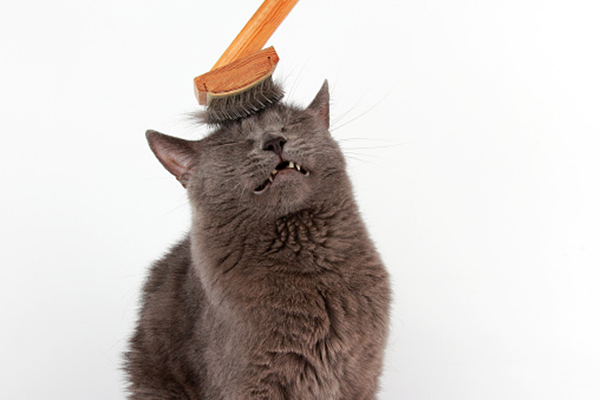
xmin=306 ymin=80 xmax=330 ymax=130
xmin=146 ymin=130 xmax=197 ymax=188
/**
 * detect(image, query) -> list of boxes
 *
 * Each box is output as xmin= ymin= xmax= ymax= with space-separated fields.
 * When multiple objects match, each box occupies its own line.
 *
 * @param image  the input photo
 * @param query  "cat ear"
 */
xmin=146 ymin=130 xmax=197 ymax=188
xmin=306 ymin=80 xmax=330 ymax=130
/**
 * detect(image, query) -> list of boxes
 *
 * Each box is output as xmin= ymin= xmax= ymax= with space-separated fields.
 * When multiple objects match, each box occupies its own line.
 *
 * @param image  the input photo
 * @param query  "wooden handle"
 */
xmin=212 ymin=0 xmax=299 ymax=70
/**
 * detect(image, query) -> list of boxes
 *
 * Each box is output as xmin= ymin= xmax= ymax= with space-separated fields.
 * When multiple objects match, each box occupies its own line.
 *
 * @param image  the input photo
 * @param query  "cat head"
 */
xmin=147 ymin=81 xmax=349 ymax=220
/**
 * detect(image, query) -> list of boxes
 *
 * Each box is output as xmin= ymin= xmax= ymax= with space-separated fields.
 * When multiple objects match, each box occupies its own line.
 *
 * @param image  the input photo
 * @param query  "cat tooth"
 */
xmin=272 ymin=169 xmax=278 ymax=176
xmin=288 ymin=161 xmax=295 ymax=169
xmin=295 ymin=164 xmax=301 ymax=171
xmin=268 ymin=176 xmax=274 ymax=183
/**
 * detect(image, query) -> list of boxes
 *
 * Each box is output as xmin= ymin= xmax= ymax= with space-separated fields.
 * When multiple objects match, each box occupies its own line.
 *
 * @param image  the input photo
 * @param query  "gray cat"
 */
xmin=125 ymin=81 xmax=391 ymax=399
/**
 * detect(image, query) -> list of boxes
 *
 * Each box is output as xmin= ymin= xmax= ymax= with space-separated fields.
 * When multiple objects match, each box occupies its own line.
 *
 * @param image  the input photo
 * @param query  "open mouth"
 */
xmin=254 ymin=160 xmax=310 ymax=194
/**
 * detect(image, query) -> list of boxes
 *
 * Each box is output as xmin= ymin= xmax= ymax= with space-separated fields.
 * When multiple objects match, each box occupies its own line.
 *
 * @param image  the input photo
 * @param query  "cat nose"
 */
xmin=262 ymin=135 xmax=287 ymax=157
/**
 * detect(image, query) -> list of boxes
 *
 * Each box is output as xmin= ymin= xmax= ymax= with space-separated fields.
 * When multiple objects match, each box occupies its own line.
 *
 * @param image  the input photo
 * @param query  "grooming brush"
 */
xmin=194 ymin=0 xmax=299 ymax=124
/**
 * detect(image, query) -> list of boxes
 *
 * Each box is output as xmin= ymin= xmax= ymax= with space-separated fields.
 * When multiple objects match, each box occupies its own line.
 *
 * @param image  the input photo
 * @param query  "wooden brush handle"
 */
xmin=212 ymin=0 xmax=299 ymax=70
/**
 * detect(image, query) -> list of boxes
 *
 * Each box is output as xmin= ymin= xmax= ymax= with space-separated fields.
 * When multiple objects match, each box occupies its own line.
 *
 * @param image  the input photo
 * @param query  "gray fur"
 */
xmin=125 ymin=81 xmax=391 ymax=399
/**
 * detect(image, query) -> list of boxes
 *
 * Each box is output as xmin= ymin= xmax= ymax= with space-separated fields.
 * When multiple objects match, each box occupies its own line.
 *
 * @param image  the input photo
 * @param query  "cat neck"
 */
xmin=191 ymin=196 xmax=368 ymax=273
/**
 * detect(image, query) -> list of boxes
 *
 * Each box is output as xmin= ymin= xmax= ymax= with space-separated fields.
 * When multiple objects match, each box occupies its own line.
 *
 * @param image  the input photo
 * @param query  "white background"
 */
xmin=1 ymin=0 xmax=599 ymax=399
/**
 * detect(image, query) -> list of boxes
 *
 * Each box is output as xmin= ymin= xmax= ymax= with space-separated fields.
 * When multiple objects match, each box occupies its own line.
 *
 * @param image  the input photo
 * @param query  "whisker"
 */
xmin=337 ymin=137 xmax=397 ymax=143
xmin=344 ymin=155 xmax=379 ymax=167
xmin=331 ymin=86 xmax=396 ymax=132
xmin=341 ymin=142 xmax=412 ymax=151
xmin=342 ymin=151 xmax=381 ymax=159
xmin=158 ymin=200 xmax=190 ymax=218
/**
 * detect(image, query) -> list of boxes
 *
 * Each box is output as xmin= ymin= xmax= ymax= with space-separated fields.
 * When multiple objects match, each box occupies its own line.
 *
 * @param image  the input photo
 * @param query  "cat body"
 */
xmin=125 ymin=82 xmax=391 ymax=399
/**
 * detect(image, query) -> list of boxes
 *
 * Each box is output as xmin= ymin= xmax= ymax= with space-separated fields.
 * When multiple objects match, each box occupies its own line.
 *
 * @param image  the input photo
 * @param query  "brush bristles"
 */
xmin=205 ymin=78 xmax=284 ymax=125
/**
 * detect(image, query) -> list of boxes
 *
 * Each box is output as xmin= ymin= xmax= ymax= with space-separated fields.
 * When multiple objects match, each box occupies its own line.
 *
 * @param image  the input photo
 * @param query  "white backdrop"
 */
xmin=1 ymin=0 xmax=599 ymax=399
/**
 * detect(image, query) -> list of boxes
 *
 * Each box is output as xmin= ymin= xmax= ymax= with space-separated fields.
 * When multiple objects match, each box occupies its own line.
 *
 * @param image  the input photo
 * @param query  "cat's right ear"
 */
xmin=146 ymin=130 xmax=197 ymax=188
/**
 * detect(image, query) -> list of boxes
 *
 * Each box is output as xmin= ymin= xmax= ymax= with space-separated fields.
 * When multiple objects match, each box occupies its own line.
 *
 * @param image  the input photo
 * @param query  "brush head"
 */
xmin=204 ymin=77 xmax=285 ymax=125
xmin=194 ymin=47 xmax=285 ymax=125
